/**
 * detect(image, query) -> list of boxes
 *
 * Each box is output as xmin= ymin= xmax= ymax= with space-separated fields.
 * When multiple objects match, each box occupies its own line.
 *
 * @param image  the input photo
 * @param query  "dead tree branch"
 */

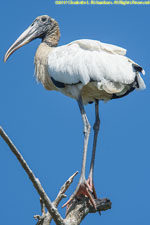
xmin=34 ymin=171 xmax=79 ymax=225
xmin=0 ymin=126 xmax=111 ymax=225
xmin=0 ymin=127 xmax=65 ymax=225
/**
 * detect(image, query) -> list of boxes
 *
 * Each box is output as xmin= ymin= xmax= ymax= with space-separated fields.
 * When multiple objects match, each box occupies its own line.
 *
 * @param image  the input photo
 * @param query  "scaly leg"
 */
xmin=62 ymin=96 xmax=96 ymax=209
xmin=87 ymin=100 xmax=100 ymax=199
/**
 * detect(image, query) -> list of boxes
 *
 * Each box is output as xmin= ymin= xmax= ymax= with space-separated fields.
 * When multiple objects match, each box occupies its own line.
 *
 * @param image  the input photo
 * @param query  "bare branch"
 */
xmin=1 ymin=126 xmax=111 ymax=225
xmin=40 ymin=198 xmax=46 ymax=215
xmin=0 ymin=127 xmax=65 ymax=225
xmin=54 ymin=171 xmax=78 ymax=208
xmin=34 ymin=213 xmax=51 ymax=225
xmin=33 ymin=173 xmax=111 ymax=225
xmin=64 ymin=196 xmax=111 ymax=225
xmin=35 ymin=171 xmax=79 ymax=225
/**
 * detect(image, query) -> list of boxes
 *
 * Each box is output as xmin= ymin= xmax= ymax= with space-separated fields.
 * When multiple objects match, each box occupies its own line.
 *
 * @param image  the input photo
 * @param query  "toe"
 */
xmin=62 ymin=180 xmax=97 ymax=209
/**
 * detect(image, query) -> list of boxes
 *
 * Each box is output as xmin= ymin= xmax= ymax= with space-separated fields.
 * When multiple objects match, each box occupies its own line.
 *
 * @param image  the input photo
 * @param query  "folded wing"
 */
xmin=47 ymin=39 xmax=145 ymax=91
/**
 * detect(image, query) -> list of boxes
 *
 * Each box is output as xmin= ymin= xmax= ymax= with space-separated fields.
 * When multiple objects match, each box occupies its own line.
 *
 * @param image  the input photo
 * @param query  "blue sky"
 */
xmin=0 ymin=1 xmax=150 ymax=225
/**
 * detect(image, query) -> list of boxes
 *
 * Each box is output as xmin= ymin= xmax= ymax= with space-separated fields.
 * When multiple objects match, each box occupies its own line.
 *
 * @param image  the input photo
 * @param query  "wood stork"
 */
xmin=4 ymin=15 xmax=146 ymax=209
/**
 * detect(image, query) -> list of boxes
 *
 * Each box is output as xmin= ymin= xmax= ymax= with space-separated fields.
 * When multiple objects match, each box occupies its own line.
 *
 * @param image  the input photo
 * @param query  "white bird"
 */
xmin=4 ymin=15 xmax=146 ymax=209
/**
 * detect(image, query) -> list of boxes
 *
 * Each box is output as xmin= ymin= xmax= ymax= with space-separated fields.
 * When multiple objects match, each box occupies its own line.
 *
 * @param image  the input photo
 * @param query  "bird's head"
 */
xmin=4 ymin=15 xmax=60 ymax=62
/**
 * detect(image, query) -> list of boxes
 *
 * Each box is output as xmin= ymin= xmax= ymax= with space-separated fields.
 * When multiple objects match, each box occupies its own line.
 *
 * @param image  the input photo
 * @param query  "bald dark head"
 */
xmin=4 ymin=15 xmax=60 ymax=62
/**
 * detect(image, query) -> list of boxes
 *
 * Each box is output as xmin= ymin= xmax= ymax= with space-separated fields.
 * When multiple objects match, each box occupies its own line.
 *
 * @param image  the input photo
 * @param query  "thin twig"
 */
xmin=40 ymin=198 xmax=46 ymax=215
xmin=0 ymin=127 xmax=65 ymax=225
xmin=34 ymin=171 xmax=79 ymax=225
xmin=54 ymin=171 xmax=78 ymax=207
xmin=48 ymin=171 xmax=79 ymax=224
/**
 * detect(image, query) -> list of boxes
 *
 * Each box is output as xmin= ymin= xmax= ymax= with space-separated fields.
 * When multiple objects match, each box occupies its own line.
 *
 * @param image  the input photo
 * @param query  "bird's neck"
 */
xmin=42 ymin=21 xmax=60 ymax=47
xmin=34 ymin=42 xmax=57 ymax=91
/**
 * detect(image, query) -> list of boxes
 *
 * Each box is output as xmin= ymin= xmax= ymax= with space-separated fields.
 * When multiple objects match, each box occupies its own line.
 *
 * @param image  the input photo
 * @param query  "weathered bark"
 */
xmin=0 ymin=126 xmax=111 ymax=225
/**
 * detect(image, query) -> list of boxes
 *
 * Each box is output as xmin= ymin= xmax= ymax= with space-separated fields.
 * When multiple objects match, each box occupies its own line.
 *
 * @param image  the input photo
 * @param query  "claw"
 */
xmin=62 ymin=179 xmax=97 ymax=209
xmin=87 ymin=177 xmax=98 ymax=199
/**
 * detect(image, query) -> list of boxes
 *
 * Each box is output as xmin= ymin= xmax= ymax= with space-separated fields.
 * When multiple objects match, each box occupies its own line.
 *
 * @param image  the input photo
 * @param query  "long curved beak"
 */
xmin=4 ymin=24 xmax=38 ymax=62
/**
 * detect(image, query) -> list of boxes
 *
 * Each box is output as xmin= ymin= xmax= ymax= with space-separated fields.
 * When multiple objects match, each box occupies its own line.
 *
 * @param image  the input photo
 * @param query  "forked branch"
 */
xmin=0 ymin=126 xmax=111 ymax=225
xmin=0 ymin=127 xmax=64 ymax=225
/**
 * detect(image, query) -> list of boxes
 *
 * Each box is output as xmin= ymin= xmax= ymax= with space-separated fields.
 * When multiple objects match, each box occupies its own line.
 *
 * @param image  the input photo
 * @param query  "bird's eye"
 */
xmin=41 ymin=17 xmax=47 ymax=22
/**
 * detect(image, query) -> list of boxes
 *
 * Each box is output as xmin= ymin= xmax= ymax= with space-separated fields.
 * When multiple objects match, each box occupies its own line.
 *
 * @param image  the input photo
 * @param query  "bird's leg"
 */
xmin=87 ymin=100 xmax=100 ymax=199
xmin=62 ymin=96 xmax=96 ymax=209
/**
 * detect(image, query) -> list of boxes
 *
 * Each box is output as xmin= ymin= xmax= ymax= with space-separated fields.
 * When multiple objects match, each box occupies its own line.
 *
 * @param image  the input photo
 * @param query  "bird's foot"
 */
xmin=87 ymin=176 xmax=101 ymax=215
xmin=62 ymin=178 xmax=97 ymax=209
xmin=87 ymin=176 xmax=98 ymax=200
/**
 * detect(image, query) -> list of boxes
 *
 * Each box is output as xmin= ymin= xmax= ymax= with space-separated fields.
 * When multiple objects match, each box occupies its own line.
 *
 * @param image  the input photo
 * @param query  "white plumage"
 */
xmin=46 ymin=39 xmax=145 ymax=103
